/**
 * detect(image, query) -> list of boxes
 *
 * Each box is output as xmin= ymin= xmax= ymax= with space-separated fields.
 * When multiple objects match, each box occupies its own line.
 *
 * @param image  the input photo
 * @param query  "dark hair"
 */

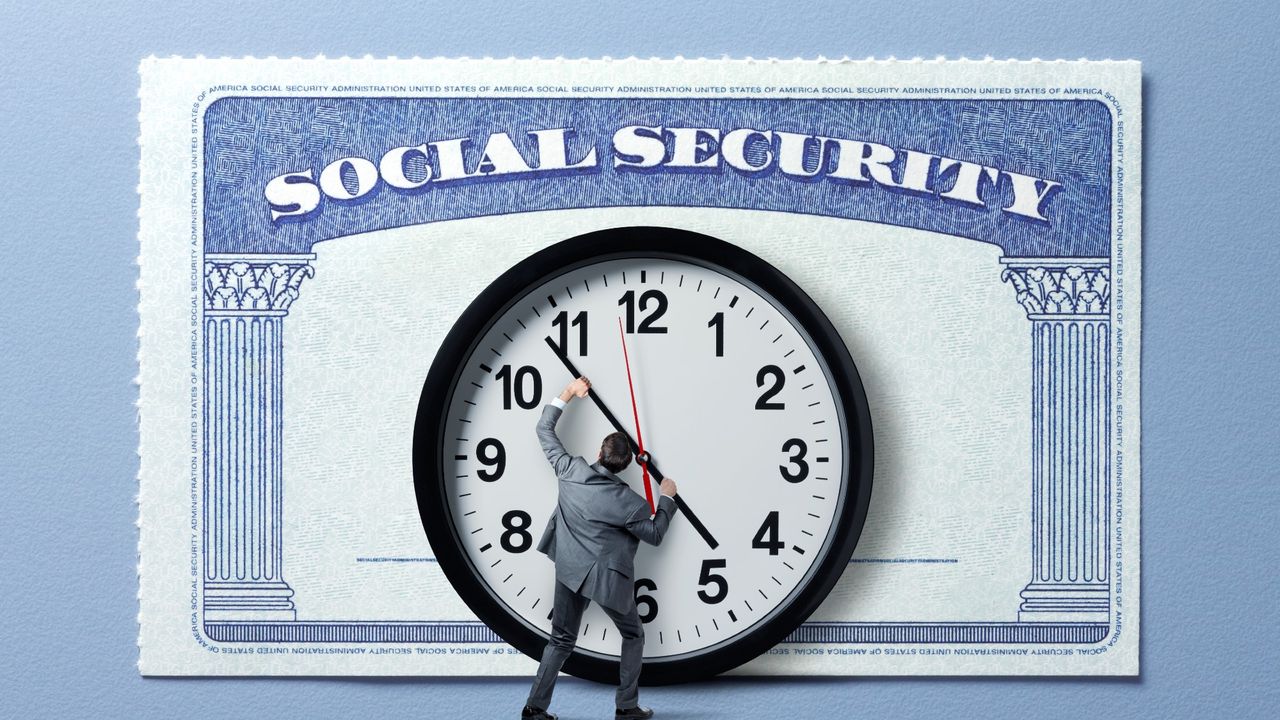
xmin=599 ymin=432 xmax=633 ymax=473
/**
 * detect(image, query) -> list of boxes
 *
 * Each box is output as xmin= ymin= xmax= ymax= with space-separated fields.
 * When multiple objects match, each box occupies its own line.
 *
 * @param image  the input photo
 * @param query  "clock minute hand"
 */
xmin=543 ymin=336 xmax=720 ymax=550
xmin=543 ymin=335 xmax=632 ymax=438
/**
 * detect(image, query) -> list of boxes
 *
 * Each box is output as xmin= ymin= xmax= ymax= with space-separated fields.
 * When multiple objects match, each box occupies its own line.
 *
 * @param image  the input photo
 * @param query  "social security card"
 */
xmin=137 ymin=58 xmax=1141 ymax=676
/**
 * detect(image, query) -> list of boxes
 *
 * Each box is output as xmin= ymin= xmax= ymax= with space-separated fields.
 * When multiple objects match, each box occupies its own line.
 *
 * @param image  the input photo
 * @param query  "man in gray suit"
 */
xmin=522 ymin=377 xmax=678 ymax=720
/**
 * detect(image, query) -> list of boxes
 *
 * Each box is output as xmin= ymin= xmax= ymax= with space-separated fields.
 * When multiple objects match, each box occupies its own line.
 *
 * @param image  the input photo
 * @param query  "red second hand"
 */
xmin=618 ymin=317 xmax=656 ymax=514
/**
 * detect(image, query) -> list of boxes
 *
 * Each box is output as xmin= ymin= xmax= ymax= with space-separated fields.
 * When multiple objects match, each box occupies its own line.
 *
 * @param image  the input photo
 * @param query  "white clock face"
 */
xmin=436 ymin=254 xmax=851 ymax=660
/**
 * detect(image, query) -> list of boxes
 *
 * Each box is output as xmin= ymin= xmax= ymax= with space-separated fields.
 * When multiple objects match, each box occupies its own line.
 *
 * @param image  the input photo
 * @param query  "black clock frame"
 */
xmin=413 ymin=226 xmax=874 ymax=685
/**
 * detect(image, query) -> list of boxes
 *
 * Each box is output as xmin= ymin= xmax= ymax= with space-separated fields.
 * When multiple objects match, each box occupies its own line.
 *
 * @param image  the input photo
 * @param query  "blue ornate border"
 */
xmin=203 ymin=97 xmax=1111 ymax=258
xmin=205 ymin=621 xmax=1107 ymax=644
xmin=193 ymin=92 xmax=1129 ymax=649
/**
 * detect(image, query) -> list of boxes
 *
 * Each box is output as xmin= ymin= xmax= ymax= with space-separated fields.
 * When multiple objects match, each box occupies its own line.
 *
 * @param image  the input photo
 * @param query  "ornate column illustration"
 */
xmin=202 ymin=254 xmax=315 ymax=621
xmin=1001 ymin=259 xmax=1111 ymax=623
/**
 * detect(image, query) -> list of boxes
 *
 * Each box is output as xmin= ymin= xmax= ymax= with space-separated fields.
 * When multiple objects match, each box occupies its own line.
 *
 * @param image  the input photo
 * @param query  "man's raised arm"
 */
xmin=535 ymin=377 xmax=592 ymax=477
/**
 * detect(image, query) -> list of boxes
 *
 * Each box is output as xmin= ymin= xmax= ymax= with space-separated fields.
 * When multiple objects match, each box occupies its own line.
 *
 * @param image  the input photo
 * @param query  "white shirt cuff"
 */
xmin=551 ymin=397 xmax=567 ymax=410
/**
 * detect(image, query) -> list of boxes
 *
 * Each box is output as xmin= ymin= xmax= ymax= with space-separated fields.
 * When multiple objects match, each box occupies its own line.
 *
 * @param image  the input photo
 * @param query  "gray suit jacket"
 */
xmin=535 ymin=404 xmax=676 ymax=613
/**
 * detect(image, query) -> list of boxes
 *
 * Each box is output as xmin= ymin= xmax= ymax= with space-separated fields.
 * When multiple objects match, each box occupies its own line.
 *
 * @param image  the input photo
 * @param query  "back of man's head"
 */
xmin=598 ymin=432 xmax=633 ymax=474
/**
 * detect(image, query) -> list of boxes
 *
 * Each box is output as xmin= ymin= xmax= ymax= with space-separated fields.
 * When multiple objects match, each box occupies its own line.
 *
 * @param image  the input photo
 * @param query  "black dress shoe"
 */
xmin=521 ymin=705 xmax=557 ymax=720
xmin=616 ymin=707 xmax=655 ymax=719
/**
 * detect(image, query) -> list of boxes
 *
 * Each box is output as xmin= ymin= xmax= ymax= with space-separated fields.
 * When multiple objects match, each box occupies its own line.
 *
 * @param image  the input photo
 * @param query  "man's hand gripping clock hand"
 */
xmin=559 ymin=377 xmax=591 ymax=404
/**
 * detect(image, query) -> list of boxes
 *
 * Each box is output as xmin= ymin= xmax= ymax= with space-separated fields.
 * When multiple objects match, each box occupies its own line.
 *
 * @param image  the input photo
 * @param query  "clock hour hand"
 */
xmin=543 ymin=336 xmax=721 ymax=550
xmin=631 ymin=453 xmax=720 ymax=551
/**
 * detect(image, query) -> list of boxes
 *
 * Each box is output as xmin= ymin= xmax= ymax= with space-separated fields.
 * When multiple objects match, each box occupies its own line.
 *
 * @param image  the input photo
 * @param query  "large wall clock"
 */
xmin=414 ymin=226 xmax=874 ymax=684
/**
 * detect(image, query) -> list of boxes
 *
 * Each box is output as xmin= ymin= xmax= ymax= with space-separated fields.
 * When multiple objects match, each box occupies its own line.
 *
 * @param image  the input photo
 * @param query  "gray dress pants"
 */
xmin=526 ymin=579 xmax=645 ymax=710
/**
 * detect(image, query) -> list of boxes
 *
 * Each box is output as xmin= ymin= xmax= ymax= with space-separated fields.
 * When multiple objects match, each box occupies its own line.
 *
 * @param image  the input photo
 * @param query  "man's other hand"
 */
xmin=559 ymin=377 xmax=591 ymax=402
xmin=659 ymin=478 xmax=677 ymax=497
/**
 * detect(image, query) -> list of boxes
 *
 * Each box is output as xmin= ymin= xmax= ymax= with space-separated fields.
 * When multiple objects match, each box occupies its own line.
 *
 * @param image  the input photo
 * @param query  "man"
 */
xmin=522 ymin=377 xmax=678 ymax=720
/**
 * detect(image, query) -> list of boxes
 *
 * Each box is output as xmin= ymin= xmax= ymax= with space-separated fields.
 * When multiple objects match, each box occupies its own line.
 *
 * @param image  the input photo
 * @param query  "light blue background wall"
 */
xmin=1 ymin=1 xmax=1276 ymax=717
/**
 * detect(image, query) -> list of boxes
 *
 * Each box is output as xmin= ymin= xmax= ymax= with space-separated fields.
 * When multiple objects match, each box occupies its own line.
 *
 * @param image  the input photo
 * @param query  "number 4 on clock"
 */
xmin=752 ymin=511 xmax=785 ymax=555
